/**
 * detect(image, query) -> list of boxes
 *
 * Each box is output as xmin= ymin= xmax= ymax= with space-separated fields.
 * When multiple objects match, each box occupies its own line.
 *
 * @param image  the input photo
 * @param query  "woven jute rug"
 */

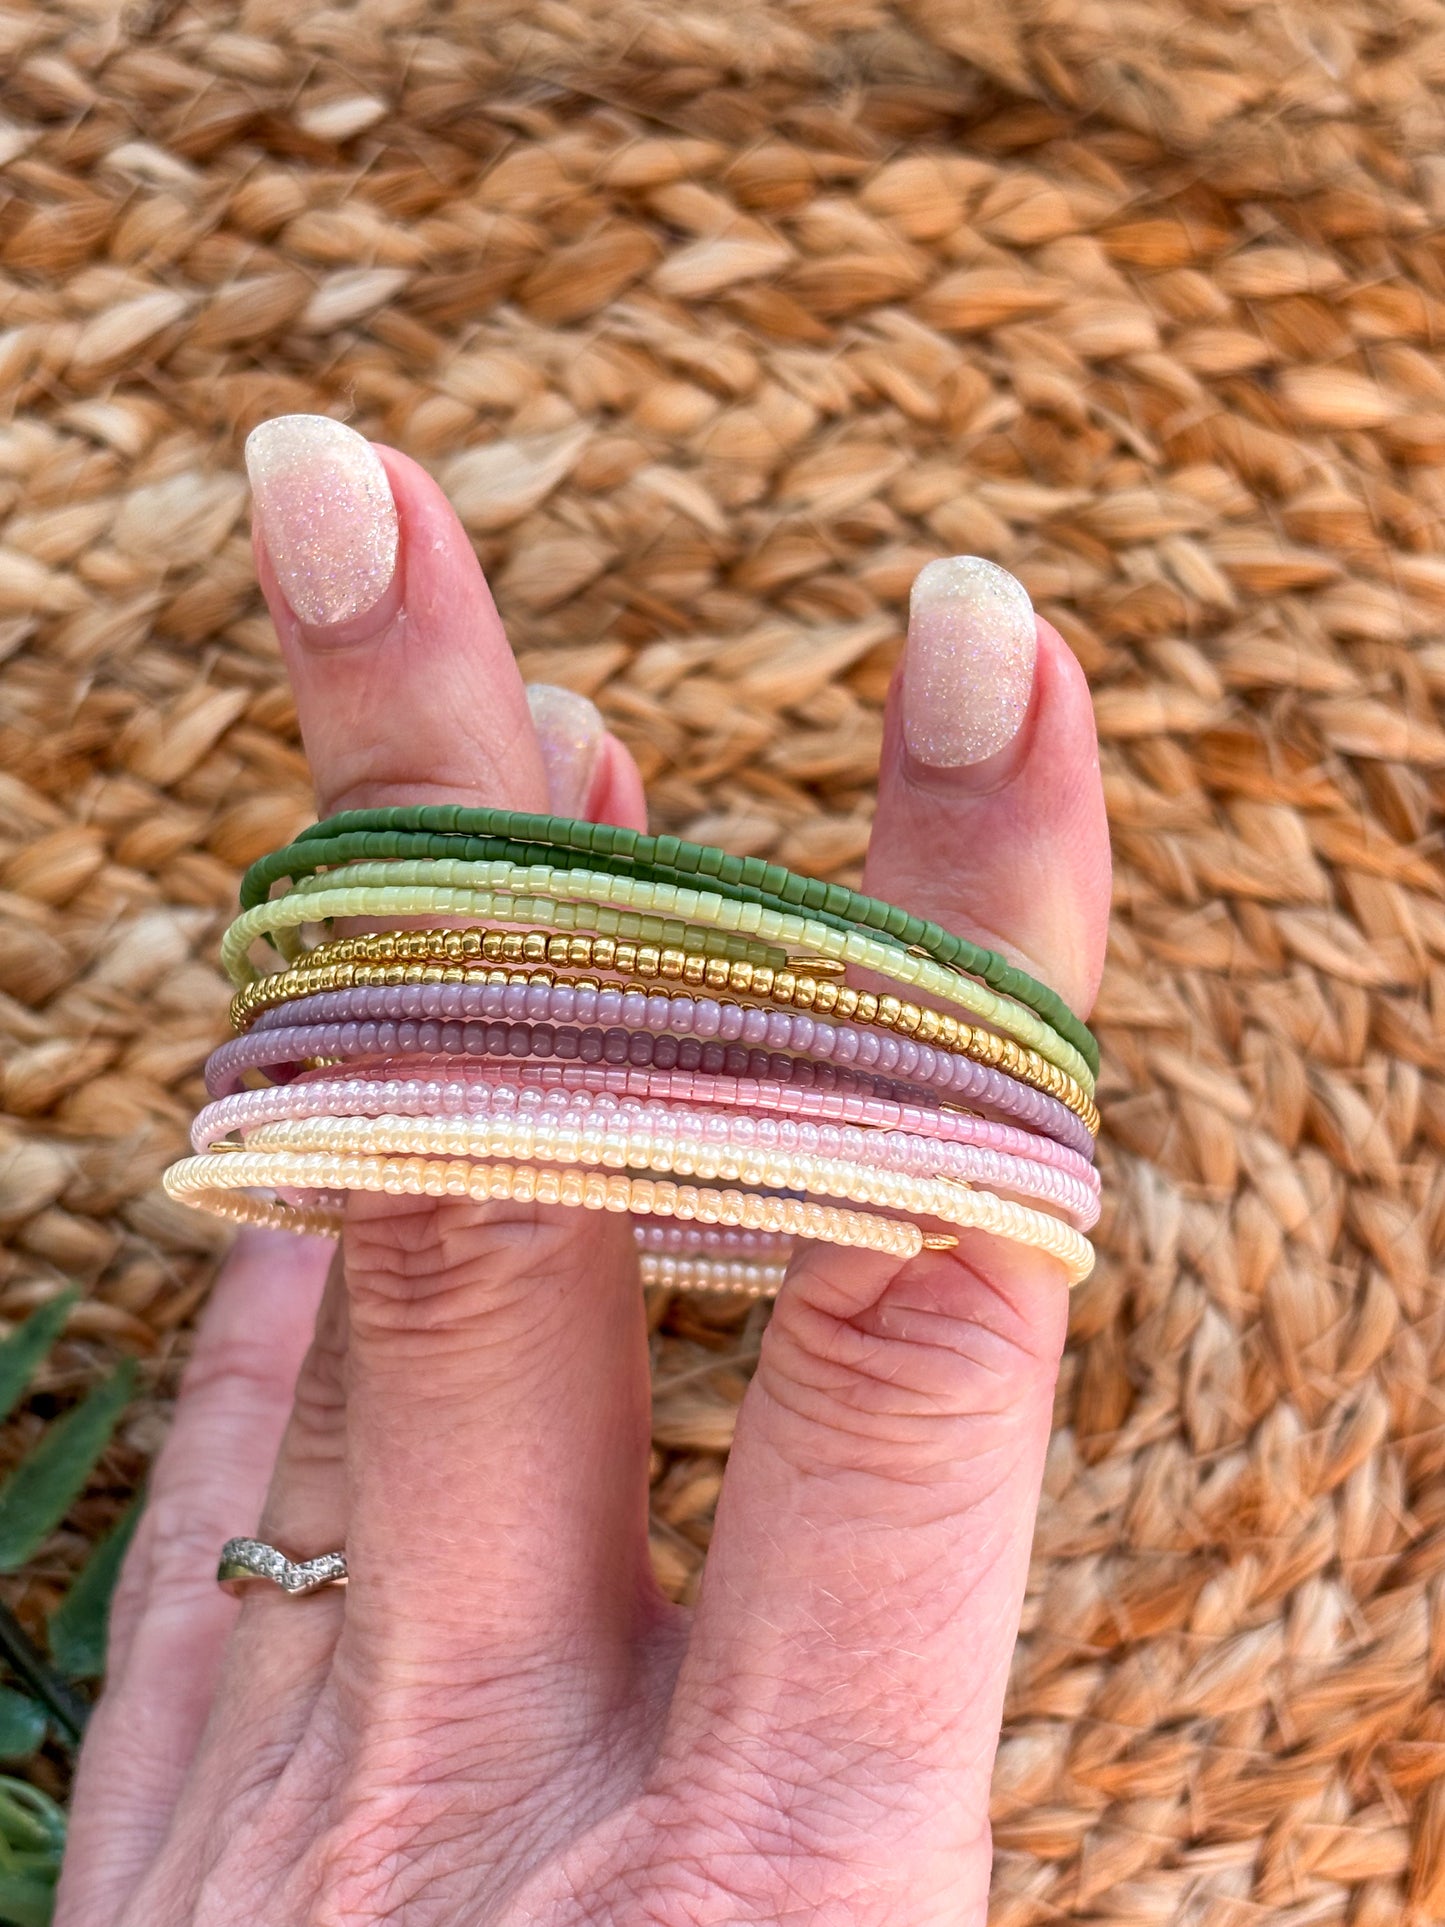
xmin=3 ymin=0 xmax=1444 ymax=1917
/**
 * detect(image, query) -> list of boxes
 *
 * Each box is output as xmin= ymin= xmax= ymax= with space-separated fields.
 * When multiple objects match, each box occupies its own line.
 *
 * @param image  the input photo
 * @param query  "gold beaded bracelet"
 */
xmin=228 ymin=928 xmax=1100 ymax=1134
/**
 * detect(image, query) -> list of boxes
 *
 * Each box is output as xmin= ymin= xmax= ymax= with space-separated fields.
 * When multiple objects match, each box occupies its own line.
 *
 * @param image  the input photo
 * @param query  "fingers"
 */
xmin=248 ymin=415 xmax=542 ymax=811
xmin=657 ymin=558 xmax=1110 ymax=1911
xmin=865 ymin=559 xmax=1109 ymax=1016
xmin=199 ymin=1251 xmax=350 ymax=1740
xmin=148 ymin=1258 xmax=352 ymax=1918
xmin=56 ymin=1230 xmax=330 ymax=1927
xmin=241 ymin=420 xmax=662 ymax=1753
xmin=527 ymin=681 xmax=648 ymax=828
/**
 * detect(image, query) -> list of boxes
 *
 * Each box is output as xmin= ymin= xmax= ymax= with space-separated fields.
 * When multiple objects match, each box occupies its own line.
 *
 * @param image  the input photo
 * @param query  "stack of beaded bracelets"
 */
xmin=164 ymin=808 xmax=1102 ymax=1296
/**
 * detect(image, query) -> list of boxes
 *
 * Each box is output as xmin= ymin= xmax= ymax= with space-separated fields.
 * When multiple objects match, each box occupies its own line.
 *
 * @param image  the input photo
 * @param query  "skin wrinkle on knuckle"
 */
xmin=752 ymin=1265 xmax=1061 ymax=1486
xmin=83 ymin=1663 xmax=333 ymax=1915
xmin=182 ymin=1734 xmax=337 ymax=1889
xmin=123 ymin=1485 xmax=251 ymax=1609
xmin=761 ymin=1394 xmax=1029 ymax=1499
xmin=182 ymin=1851 xmax=304 ymax=1927
xmin=320 ymin=1660 xmax=654 ymax=1855
xmin=284 ymin=1757 xmax=580 ymax=1927
xmin=515 ymin=1713 xmax=992 ymax=1926
xmin=213 ymin=1714 xmax=340 ymax=1842
xmin=224 ymin=1730 xmax=333 ymax=1814
xmin=122 ymin=1789 xmax=304 ymax=1927
xmin=203 ymin=1668 xmax=661 ymax=1927
xmin=341 ymin=1197 xmax=598 ymax=1336
xmin=730 ymin=1707 xmax=995 ymax=1869
xmin=167 ymin=1331 xmax=300 ymax=1437
xmin=770 ymin=1307 xmax=1041 ymax=1419
xmin=169 ymin=1734 xmax=348 ymax=1927
xmin=293 ymin=1806 xmax=454 ymax=1927
xmin=680 ymin=1687 xmax=966 ymax=1824
xmin=283 ymin=1332 xmax=348 ymax=1449
xmin=544 ymin=1795 xmax=952 ymax=1927
xmin=341 ymin=1687 xmax=570 ymax=1791
xmin=266 ymin=1418 xmax=347 ymax=1502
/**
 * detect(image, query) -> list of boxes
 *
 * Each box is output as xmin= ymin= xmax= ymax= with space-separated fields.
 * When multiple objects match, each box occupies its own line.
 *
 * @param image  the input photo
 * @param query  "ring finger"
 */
xmin=55 ymin=1229 xmax=333 ymax=1927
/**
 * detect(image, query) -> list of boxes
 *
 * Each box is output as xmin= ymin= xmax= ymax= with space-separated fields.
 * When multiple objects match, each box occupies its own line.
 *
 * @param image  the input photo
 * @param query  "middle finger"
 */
xmin=232 ymin=418 xmax=662 ymax=1763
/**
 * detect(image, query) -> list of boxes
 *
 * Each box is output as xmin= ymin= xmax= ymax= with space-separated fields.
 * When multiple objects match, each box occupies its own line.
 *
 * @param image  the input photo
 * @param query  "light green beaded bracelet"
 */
xmin=220 ymin=860 xmax=1096 ymax=1093
xmin=240 ymin=806 xmax=1099 ymax=1081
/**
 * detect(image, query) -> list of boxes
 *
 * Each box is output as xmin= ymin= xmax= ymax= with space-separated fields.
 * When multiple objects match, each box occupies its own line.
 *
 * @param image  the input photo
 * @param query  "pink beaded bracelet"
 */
xmin=191 ymin=1085 xmax=1100 ymax=1231
xmin=271 ymin=1061 xmax=1098 ymax=1178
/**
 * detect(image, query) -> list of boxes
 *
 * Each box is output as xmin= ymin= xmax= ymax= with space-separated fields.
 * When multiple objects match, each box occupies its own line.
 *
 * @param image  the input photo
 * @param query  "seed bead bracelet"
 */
xmin=240 ymin=806 xmax=1099 ymax=1081
xmin=169 ymin=812 xmax=1104 ymax=1291
xmin=191 ymin=1090 xmax=1101 ymax=1229
xmin=166 ymin=1155 xmax=939 ymax=1258
xmin=635 ymin=1224 xmax=794 ymax=1258
xmin=161 ymin=1150 xmax=1096 ymax=1286
xmin=633 ymin=1227 xmax=793 ymax=1294
xmin=221 ymin=865 xmax=1094 ymax=1093
xmin=231 ymin=950 xmax=1099 ymax=1132
xmin=228 ymin=1115 xmax=1086 ymax=1250
xmin=240 ymin=981 xmax=1098 ymax=1140
xmin=277 ymin=900 xmax=797 ymax=980
xmin=198 ymin=1064 xmax=1103 ymax=1189
xmin=164 ymin=1188 xmax=782 ymax=1294
xmin=638 ymin=1255 xmax=784 ymax=1297
xmin=228 ymin=926 xmax=808 ymax=1026
xmin=639 ymin=1225 xmax=795 ymax=1295
xmin=202 ymin=1013 xmax=1097 ymax=1160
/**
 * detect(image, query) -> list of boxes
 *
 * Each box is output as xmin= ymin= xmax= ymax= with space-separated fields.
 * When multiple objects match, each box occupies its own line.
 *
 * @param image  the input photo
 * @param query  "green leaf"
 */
xmin=47 ymin=1497 xmax=141 ymax=1680
xmin=0 ymin=1299 xmax=76 ymax=1432
xmin=0 ymin=1607 xmax=86 ymax=1750
xmin=0 ymin=1780 xmax=64 ymax=1860
xmin=0 ymin=1363 xmax=136 ymax=1574
xmin=0 ymin=1778 xmax=64 ymax=1921
xmin=0 ymin=1870 xmax=57 ymax=1927
xmin=0 ymin=1695 xmax=44 ymax=1764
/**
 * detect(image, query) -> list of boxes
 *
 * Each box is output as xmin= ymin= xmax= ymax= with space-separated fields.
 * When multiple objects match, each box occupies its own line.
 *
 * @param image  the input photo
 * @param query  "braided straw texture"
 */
xmin=2 ymin=0 xmax=1444 ymax=1915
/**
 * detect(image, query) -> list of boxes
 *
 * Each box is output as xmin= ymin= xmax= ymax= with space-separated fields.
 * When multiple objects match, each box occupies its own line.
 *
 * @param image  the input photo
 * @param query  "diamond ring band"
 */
xmin=217 ymin=1537 xmax=348 ymax=1597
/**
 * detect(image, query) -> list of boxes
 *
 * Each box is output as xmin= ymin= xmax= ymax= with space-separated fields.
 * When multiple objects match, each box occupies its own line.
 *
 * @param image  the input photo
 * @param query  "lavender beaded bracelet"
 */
xmin=204 ymin=1012 xmax=1096 ymax=1161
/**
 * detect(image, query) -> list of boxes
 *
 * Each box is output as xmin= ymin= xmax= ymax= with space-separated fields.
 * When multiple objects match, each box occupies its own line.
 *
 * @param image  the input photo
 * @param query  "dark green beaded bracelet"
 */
xmin=240 ymin=807 xmax=1098 ymax=1078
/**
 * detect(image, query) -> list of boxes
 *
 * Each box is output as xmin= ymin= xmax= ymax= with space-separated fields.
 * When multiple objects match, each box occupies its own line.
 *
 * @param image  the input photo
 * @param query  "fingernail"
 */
xmin=525 ymin=684 xmax=604 ymax=816
xmin=903 ymin=556 xmax=1037 ymax=767
xmin=244 ymin=414 xmax=399 ymax=628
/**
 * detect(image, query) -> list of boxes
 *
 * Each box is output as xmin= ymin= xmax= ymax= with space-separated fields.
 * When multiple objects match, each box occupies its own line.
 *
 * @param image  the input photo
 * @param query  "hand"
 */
xmin=57 ymin=415 xmax=1109 ymax=1926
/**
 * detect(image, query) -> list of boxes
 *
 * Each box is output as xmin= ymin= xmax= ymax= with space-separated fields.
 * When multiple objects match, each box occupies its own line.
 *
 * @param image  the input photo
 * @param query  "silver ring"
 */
xmin=217 ymin=1536 xmax=348 ymax=1597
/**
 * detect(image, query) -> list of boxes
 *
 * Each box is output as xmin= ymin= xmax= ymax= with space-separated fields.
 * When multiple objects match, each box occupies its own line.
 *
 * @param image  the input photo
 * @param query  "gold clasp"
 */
xmin=785 ymin=953 xmax=848 ymax=977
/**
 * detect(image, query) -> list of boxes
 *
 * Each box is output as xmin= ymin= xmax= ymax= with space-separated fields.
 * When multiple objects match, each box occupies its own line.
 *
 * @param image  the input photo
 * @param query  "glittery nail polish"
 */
xmin=903 ymin=556 xmax=1037 ymax=767
xmin=526 ymin=683 xmax=604 ymax=816
xmin=245 ymin=415 xmax=399 ymax=628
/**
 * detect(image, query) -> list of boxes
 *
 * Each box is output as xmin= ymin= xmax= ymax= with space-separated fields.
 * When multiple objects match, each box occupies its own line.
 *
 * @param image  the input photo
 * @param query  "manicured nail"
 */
xmin=903 ymin=556 xmax=1037 ymax=767
xmin=526 ymin=684 xmax=604 ymax=816
xmin=244 ymin=414 xmax=399 ymax=628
